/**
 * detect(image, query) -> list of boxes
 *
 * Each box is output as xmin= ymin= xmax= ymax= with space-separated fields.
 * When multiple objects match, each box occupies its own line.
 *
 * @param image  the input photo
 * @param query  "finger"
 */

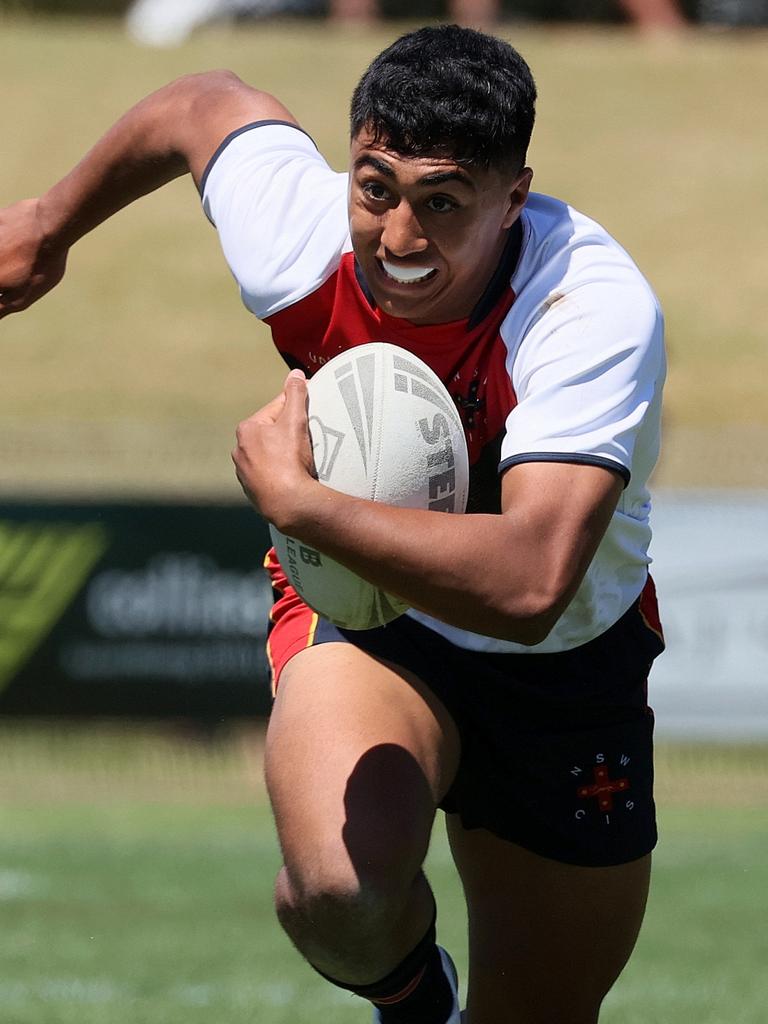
xmin=281 ymin=369 xmax=309 ymax=419
xmin=280 ymin=370 xmax=317 ymax=476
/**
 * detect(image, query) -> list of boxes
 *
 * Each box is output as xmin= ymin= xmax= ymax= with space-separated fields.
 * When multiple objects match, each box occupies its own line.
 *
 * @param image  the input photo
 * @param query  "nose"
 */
xmin=380 ymin=202 xmax=429 ymax=258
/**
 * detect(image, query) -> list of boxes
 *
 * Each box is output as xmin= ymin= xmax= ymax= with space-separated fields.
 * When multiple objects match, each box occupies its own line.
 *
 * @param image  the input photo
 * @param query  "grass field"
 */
xmin=0 ymin=723 xmax=766 ymax=1023
xmin=1 ymin=15 xmax=767 ymax=494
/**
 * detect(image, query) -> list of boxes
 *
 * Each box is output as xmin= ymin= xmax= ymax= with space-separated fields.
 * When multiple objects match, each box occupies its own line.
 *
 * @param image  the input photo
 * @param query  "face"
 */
xmin=348 ymin=130 xmax=532 ymax=326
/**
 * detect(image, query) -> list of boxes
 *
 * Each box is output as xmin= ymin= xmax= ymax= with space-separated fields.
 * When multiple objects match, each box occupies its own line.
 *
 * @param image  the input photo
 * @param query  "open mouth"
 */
xmin=380 ymin=260 xmax=438 ymax=286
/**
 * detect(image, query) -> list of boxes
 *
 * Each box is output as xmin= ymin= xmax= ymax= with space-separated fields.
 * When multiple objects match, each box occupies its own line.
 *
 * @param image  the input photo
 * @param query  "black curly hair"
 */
xmin=350 ymin=25 xmax=537 ymax=173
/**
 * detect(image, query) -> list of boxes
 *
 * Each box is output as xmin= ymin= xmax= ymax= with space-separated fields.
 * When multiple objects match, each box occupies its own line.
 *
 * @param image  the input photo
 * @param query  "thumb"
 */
xmin=282 ymin=368 xmax=308 ymax=418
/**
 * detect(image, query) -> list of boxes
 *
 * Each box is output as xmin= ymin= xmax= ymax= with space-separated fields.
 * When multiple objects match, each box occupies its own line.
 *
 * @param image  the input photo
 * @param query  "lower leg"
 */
xmin=449 ymin=819 xmax=651 ymax=1024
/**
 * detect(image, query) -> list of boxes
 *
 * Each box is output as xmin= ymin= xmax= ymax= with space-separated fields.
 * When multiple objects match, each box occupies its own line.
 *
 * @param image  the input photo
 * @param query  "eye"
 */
xmin=426 ymin=195 xmax=459 ymax=214
xmin=362 ymin=181 xmax=391 ymax=203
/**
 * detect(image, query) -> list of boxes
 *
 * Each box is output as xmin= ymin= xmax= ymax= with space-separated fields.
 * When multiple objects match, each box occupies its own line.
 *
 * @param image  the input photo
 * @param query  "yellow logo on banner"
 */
xmin=0 ymin=521 xmax=109 ymax=693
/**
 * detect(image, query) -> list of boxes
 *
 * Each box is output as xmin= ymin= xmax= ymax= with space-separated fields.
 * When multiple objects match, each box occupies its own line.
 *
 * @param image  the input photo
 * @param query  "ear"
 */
xmin=501 ymin=167 xmax=533 ymax=230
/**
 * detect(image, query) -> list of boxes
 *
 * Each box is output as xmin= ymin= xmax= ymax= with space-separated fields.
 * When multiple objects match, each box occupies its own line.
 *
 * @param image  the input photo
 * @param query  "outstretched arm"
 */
xmin=0 ymin=71 xmax=296 ymax=320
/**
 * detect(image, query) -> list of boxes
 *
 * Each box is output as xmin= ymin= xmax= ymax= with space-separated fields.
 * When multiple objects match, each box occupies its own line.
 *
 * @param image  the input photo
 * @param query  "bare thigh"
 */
xmin=264 ymin=642 xmax=460 ymax=980
xmin=447 ymin=816 xmax=651 ymax=1024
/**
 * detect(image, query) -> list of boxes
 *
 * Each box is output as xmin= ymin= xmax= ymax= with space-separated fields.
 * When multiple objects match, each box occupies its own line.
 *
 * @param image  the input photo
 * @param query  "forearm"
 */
xmin=37 ymin=97 xmax=185 ymax=249
xmin=285 ymin=484 xmax=572 ymax=645
xmin=36 ymin=71 xmax=281 ymax=250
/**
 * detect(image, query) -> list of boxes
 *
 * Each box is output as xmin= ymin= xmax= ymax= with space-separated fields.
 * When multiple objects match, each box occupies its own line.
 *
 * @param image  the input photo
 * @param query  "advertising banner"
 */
xmin=0 ymin=502 xmax=274 ymax=719
xmin=648 ymin=490 xmax=768 ymax=738
xmin=4 ymin=491 xmax=766 ymax=735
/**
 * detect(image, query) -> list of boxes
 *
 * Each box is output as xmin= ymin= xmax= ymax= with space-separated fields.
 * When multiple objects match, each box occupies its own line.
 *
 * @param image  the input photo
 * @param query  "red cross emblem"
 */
xmin=577 ymin=765 xmax=630 ymax=812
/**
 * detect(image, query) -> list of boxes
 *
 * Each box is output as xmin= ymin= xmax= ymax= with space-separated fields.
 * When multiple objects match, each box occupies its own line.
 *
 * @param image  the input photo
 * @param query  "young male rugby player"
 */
xmin=0 ymin=26 xmax=665 ymax=1023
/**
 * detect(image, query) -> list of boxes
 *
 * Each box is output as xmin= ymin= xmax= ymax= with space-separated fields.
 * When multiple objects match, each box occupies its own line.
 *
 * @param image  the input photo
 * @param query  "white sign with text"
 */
xmin=647 ymin=490 xmax=768 ymax=738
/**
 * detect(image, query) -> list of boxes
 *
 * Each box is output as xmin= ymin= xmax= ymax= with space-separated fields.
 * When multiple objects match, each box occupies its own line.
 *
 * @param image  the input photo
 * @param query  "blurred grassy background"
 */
xmin=1 ymin=15 xmax=767 ymax=495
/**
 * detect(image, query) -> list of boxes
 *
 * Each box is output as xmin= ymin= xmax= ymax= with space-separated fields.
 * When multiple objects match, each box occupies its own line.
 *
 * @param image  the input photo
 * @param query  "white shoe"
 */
xmin=371 ymin=946 xmax=461 ymax=1024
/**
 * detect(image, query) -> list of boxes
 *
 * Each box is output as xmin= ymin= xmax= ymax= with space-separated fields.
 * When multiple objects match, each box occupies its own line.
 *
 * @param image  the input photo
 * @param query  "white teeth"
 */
xmin=381 ymin=260 xmax=436 ymax=284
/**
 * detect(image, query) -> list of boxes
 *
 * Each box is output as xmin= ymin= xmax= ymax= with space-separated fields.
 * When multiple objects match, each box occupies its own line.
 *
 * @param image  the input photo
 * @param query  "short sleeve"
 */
xmin=201 ymin=122 xmax=350 ymax=319
xmin=499 ymin=270 xmax=665 ymax=486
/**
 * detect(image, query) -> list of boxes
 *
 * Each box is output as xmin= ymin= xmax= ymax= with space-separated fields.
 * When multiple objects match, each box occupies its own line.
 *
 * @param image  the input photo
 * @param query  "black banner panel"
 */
xmin=0 ymin=502 xmax=274 ymax=720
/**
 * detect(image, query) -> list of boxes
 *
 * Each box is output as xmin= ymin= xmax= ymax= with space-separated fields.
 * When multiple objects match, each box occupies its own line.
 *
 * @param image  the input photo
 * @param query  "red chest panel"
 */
xmin=266 ymin=253 xmax=518 ymax=513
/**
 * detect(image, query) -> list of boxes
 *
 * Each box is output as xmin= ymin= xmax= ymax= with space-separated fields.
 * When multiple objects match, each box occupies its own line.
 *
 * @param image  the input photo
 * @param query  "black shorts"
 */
xmin=267 ymin=559 xmax=664 ymax=868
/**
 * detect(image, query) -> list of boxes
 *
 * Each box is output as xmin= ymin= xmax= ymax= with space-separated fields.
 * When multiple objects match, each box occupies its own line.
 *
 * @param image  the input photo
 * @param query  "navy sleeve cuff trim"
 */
xmin=199 ymin=120 xmax=317 ymax=196
xmin=498 ymin=453 xmax=631 ymax=486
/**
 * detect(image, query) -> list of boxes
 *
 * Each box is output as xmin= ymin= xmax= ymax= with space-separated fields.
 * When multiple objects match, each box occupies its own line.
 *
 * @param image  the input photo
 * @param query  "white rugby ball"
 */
xmin=270 ymin=342 xmax=469 ymax=630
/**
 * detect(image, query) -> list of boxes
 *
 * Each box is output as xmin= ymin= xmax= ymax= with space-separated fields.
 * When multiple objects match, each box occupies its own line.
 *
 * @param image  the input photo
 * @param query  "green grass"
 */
xmin=605 ymin=808 xmax=768 ymax=1023
xmin=1 ymin=724 xmax=767 ymax=1022
xmin=1 ymin=16 xmax=767 ymax=492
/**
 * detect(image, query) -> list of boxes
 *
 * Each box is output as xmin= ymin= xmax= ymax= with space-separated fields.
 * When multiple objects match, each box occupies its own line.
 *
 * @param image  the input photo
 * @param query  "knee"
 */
xmin=274 ymin=859 xmax=410 ymax=956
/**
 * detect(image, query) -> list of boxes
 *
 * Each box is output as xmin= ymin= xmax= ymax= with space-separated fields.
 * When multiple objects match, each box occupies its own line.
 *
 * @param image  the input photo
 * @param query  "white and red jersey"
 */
xmin=202 ymin=121 xmax=666 ymax=654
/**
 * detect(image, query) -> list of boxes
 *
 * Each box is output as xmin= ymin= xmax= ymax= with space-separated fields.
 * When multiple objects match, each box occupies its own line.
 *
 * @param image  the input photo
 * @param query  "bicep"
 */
xmin=167 ymin=72 xmax=299 ymax=186
xmin=500 ymin=460 xmax=624 ymax=609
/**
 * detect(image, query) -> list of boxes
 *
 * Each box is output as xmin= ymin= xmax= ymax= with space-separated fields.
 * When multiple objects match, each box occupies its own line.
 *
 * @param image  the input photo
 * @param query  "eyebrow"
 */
xmin=353 ymin=154 xmax=476 ymax=190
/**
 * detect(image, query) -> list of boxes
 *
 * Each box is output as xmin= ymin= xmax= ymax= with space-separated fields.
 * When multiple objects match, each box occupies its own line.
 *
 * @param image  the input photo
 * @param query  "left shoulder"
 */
xmin=519 ymin=192 xmax=632 ymax=250
xmin=508 ymin=193 xmax=663 ymax=352
xmin=516 ymin=193 xmax=658 ymax=296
